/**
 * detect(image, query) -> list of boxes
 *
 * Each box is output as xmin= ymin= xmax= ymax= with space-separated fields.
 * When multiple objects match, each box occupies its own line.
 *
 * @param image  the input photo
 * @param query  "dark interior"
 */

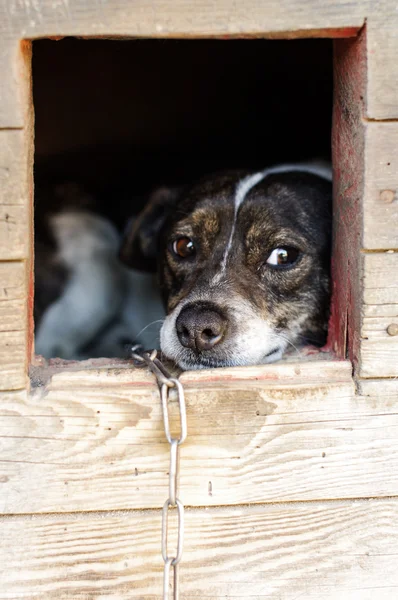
xmin=32 ymin=37 xmax=333 ymax=360
xmin=33 ymin=37 xmax=333 ymax=228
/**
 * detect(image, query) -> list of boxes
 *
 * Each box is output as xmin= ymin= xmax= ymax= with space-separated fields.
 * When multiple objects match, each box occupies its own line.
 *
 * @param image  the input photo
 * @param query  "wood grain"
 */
xmin=0 ymin=262 xmax=28 ymax=391
xmin=2 ymin=361 xmax=398 ymax=513
xmin=0 ymin=129 xmax=33 ymax=260
xmin=179 ymin=354 xmax=352 ymax=385
xmin=367 ymin=11 xmax=398 ymax=119
xmin=330 ymin=32 xmax=366 ymax=364
xmin=363 ymin=123 xmax=398 ymax=250
xmin=359 ymin=253 xmax=398 ymax=378
xmin=362 ymin=253 xmax=398 ymax=306
xmin=1 ymin=0 xmax=367 ymax=38
xmin=0 ymin=37 xmax=32 ymax=129
xmin=1 ymin=498 xmax=398 ymax=599
xmin=358 ymin=377 xmax=398 ymax=400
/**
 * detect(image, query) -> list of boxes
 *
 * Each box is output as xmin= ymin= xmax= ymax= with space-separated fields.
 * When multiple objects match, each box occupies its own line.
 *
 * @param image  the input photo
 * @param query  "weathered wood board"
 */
xmin=0 ymin=129 xmax=33 ymax=261
xmin=359 ymin=252 xmax=398 ymax=378
xmin=1 ymin=498 xmax=398 ymax=599
xmin=331 ymin=31 xmax=398 ymax=377
xmin=0 ymin=262 xmax=28 ymax=390
xmin=367 ymin=12 xmax=398 ymax=120
xmin=363 ymin=123 xmax=398 ymax=250
xmin=2 ymin=361 xmax=398 ymax=513
xmin=1 ymin=0 xmax=367 ymax=38
xmin=358 ymin=377 xmax=398 ymax=400
xmin=330 ymin=32 xmax=365 ymax=362
xmin=0 ymin=37 xmax=32 ymax=129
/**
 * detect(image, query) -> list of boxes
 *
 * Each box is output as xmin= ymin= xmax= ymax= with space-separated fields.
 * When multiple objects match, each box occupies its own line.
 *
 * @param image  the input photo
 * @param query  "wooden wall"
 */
xmin=0 ymin=0 xmax=397 ymax=598
xmin=331 ymin=28 xmax=398 ymax=378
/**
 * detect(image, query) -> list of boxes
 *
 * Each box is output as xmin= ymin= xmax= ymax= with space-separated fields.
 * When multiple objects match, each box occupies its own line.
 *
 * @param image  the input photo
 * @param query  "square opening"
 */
xmin=32 ymin=37 xmax=336 ymax=369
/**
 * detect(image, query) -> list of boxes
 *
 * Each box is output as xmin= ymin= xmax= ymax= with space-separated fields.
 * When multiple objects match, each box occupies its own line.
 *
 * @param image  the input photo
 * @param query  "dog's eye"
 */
xmin=172 ymin=237 xmax=196 ymax=259
xmin=266 ymin=247 xmax=300 ymax=267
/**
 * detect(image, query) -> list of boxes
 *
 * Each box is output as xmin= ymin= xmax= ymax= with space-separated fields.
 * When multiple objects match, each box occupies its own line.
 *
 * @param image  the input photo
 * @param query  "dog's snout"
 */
xmin=176 ymin=305 xmax=227 ymax=351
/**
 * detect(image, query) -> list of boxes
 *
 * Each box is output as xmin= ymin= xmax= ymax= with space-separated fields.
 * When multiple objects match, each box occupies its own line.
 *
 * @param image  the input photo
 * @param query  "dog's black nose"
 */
xmin=176 ymin=305 xmax=227 ymax=351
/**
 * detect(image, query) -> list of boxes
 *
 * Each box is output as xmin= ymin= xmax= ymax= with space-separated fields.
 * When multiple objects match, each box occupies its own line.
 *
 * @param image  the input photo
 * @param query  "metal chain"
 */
xmin=131 ymin=348 xmax=187 ymax=600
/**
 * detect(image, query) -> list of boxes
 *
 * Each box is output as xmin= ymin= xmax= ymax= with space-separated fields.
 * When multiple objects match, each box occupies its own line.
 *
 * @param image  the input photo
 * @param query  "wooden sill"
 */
xmin=30 ymin=346 xmax=347 ymax=389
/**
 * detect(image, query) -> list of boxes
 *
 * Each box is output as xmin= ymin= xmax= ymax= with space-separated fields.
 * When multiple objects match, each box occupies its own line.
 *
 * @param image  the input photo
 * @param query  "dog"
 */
xmin=120 ymin=162 xmax=332 ymax=370
xmin=34 ymin=184 xmax=164 ymax=360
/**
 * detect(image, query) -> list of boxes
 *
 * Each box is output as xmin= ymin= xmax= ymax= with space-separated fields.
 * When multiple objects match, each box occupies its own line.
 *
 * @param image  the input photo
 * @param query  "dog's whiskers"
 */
xmin=272 ymin=332 xmax=302 ymax=360
xmin=294 ymin=332 xmax=326 ymax=346
xmin=135 ymin=319 xmax=165 ymax=341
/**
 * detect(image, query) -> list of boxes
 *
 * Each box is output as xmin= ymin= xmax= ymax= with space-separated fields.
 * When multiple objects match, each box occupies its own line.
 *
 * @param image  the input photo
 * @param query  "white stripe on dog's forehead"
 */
xmin=212 ymin=161 xmax=332 ymax=284
xmin=215 ymin=171 xmax=265 ymax=277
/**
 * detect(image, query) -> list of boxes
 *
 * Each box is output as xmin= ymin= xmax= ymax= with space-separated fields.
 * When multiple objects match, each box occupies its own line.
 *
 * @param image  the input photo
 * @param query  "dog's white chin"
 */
xmin=174 ymin=347 xmax=284 ymax=371
xmin=261 ymin=347 xmax=284 ymax=364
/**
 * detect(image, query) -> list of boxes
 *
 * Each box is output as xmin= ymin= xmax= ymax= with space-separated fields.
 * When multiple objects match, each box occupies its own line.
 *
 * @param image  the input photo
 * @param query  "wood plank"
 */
xmin=3 ymin=361 xmax=398 ymax=513
xmin=0 ymin=129 xmax=32 ymax=205
xmin=359 ymin=253 xmax=398 ymax=378
xmin=330 ymin=32 xmax=366 ymax=363
xmin=1 ymin=498 xmax=398 ymax=599
xmin=358 ymin=378 xmax=398 ymax=401
xmin=331 ymin=33 xmax=398 ymax=377
xmin=361 ymin=315 xmax=398 ymax=378
xmin=0 ymin=262 xmax=28 ymax=391
xmin=180 ymin=354 xmax=352 ymax=385
xmin=0 ymin=129 xmax=33 ymax=260
xmin=367 ymin=11 xmax=398 ymax=119
xmin=363 ymin=123 xmax=398 ymax=250
xmin=362 ymin=253 xmax=398 ymax=306
xmin=0 ymin=38 xmax=32 ymax=129
xmin=0 ymin=0 xmax=367 ymax=42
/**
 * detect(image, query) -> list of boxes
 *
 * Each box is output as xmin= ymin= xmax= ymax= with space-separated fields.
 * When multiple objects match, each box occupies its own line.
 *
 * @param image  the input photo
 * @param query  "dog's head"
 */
xmin=121 ymin=165 xmax=332 ymax=369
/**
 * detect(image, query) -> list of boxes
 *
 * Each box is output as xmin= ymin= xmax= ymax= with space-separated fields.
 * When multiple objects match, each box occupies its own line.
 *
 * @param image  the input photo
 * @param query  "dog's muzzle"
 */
xmin=160 ymin=294 xmax=288 ymax=369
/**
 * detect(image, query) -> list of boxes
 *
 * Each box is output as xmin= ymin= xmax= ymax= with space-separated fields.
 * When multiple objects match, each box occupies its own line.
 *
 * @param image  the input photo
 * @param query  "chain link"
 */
xmin=131 ymin=348 xmax=187 ymax=600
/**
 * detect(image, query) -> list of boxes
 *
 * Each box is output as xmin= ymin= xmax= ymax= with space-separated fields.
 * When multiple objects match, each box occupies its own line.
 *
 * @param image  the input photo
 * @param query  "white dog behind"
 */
xmin=35 ymin=210 xmax=164 ymax=360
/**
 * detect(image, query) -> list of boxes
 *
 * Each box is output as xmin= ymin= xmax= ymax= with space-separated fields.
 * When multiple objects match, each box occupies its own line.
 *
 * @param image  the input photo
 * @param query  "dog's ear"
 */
xmin=119 ymin=186 xmax=181 ymax=272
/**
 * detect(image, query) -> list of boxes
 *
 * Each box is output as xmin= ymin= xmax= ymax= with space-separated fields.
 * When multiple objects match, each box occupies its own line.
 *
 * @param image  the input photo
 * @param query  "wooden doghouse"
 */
xmin=1 ymin=1 xmax=398 ymax=598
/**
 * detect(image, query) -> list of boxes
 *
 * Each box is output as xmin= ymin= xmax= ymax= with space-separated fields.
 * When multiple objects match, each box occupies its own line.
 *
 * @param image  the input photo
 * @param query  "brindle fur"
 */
xmin=121 ymin=168 xmax=332 ymax=369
